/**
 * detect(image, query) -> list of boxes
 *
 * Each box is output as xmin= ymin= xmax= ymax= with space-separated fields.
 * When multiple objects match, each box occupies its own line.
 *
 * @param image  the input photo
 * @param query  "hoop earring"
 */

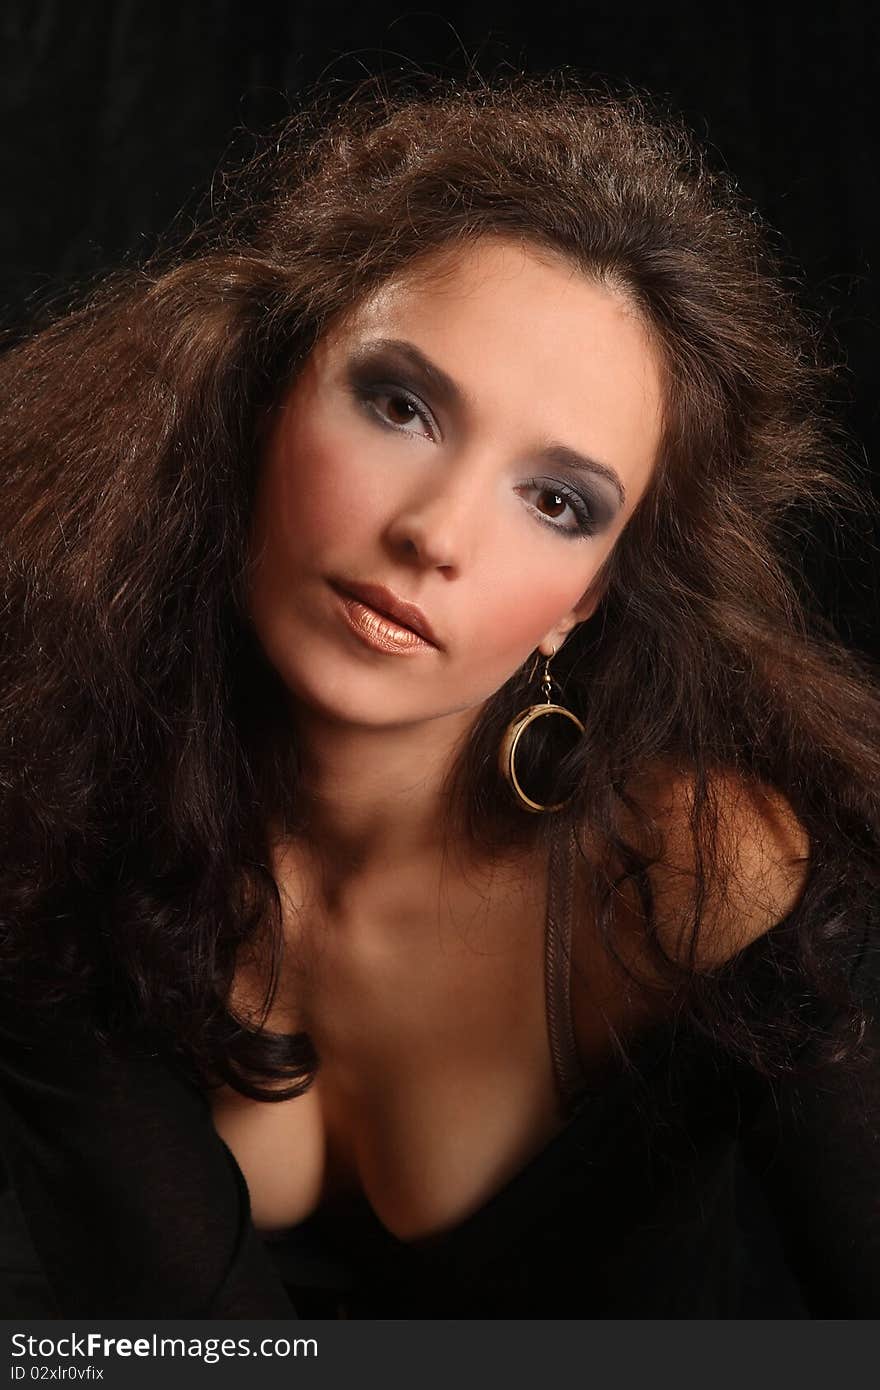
xmin=498 ymin=645 xmax=585 ymax=814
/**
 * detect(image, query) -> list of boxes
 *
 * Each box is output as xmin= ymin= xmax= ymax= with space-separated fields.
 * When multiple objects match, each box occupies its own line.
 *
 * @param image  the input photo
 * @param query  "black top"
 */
xmin=0 ymin=839 xmax=877 ymax=1318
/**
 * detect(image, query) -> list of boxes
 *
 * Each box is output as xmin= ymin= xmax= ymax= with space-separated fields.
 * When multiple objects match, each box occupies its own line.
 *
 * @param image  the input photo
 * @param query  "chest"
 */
xmin=208 ymin=845 xmax=664 ymax=1244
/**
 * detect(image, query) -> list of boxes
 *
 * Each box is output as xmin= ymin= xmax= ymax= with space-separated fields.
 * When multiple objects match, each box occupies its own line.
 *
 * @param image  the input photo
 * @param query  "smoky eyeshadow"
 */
xmin=572 ymin=484 xmax=618 ymax=529
xmin=343 ymin=345 xmax=442 ymax=410
xmin=342 ymin=342 xmax=625 ymax=528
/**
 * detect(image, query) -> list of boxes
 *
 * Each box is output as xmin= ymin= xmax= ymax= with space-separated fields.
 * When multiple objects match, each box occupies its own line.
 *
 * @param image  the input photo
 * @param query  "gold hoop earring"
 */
xmin=498 ymin=645 xmax=585 ymax=814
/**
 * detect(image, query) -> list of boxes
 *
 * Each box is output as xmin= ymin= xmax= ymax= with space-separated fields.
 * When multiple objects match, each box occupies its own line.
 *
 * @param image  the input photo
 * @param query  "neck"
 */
xmin=283 ymin=702 xmax=483 ymax=899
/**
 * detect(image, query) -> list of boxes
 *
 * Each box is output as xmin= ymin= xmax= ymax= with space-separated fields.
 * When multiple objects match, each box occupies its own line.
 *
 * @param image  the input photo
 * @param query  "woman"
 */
xmin=0 ymin=71 xmax=878 ymax=1319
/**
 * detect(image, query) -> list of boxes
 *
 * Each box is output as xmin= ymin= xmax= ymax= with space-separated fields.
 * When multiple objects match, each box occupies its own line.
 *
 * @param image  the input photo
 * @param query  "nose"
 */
xmin=383 ymin=452 xmax=491 ymax=573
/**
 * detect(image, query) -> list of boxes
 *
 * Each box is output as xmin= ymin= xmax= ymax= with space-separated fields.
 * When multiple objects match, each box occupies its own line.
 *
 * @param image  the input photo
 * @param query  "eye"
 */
xmin=350 ymin=377 xmax=598 ymax=539
xmin=519 ymin=478 xmax=598 ymax=539
xmin=355 ymin=384 xmax=436 ymax=440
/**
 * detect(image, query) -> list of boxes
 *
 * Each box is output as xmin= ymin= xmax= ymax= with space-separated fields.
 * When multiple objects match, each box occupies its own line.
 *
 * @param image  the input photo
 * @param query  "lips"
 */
xmin=330 ymin=579 xmax=441 ymax=649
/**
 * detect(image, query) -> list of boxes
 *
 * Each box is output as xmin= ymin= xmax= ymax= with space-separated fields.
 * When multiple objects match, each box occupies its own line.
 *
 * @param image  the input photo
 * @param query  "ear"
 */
xmin=536 ymin=587 xmax=604 ymax=656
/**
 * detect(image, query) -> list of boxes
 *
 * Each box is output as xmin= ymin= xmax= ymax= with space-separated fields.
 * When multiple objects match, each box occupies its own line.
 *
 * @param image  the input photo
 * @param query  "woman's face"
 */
xmin=248 ymin=236 xmax=663 ymax=729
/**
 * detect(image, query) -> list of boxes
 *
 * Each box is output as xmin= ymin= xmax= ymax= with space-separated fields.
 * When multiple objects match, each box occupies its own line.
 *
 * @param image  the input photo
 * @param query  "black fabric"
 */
xmin=0 ymin=1022 xmax=293 ymax=1317
xmin=0 ymin=936 xmax=877 ymax=1319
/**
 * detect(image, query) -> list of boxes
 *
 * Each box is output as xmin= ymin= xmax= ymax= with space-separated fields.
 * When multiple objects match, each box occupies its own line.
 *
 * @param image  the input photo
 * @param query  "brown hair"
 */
xmin=1 ymin=70 xmax=877 ymax=1100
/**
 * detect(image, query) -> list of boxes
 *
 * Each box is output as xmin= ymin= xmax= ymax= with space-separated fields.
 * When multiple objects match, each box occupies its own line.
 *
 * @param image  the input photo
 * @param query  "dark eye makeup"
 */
xmin=356 ymin=382 xmax=436 ymax=439
xmin=345 ymin=367 xmax=604 ymax=541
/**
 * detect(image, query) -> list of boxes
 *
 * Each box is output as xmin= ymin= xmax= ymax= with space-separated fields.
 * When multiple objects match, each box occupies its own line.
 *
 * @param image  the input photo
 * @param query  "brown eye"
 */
xmin=536 ymin=489 xmax=568 ymax=520
xmin=355 ymin=383 xmax=435 ymax=439
xmin=385 ymin=394 xmax=419 ymax=426
xmin=519 ymin=477 xmax=596 ymax=539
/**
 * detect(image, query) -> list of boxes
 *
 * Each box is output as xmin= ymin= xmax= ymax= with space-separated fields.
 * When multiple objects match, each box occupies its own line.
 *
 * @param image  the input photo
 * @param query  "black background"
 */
xmin=2 ymin=1 xmax=877 ymax=655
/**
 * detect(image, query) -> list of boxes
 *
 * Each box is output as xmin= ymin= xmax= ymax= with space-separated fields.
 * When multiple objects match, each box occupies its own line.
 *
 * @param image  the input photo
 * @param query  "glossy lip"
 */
xmin=329 ymin=578 xmax=442 ymax=649
xmin=334 ymin=591 xmax=431 ymax=655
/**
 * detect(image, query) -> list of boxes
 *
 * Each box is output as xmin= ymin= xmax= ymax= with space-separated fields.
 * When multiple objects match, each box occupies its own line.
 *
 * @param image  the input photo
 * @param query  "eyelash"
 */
xmin=352 ymin=382 xmax=598 ymax=540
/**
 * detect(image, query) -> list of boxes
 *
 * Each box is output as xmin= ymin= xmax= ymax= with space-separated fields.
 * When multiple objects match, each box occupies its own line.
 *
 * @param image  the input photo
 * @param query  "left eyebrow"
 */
xmin=345 ymin=336 xmax=628 ymax=510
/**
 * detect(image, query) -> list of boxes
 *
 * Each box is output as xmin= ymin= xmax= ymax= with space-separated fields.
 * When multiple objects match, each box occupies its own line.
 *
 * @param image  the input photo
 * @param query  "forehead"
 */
xmin=323 ymin=236 xmax=664 ymax=509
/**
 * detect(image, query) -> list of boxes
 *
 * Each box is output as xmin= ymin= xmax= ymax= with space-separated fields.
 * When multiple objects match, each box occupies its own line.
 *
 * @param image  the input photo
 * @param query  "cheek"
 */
xmin=463 ymin=562 xmax=586 ymax=673
xmin=263 ymin=413 xmax=392 ymax=565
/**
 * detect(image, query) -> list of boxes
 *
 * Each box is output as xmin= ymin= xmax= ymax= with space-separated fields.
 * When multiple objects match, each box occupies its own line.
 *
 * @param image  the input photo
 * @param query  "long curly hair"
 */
xmin=1 ymin=70 xmax=878 ymax=1101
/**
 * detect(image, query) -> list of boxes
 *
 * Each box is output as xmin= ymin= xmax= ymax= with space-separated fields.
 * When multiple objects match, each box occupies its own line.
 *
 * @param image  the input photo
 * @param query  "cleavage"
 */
xmin=214 ymin=847 xmax=566 ymax=1243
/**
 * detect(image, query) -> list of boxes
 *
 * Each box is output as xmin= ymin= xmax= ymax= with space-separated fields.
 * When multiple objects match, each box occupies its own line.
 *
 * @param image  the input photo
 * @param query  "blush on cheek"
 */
xmin=270 ymin=415 xmax=396 ymax=560
xmin=468 ymin=586 xmax=579 ymax=677
xmin=496 ymin=585 xmax=575 ymax=645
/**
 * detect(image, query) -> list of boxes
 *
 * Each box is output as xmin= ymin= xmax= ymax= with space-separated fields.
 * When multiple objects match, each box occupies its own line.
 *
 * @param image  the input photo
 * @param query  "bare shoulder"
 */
xmin=567 ymin=760 xmax=813 ymax=1063
xmin=608 ymin=758 xmax=813 ymax=969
